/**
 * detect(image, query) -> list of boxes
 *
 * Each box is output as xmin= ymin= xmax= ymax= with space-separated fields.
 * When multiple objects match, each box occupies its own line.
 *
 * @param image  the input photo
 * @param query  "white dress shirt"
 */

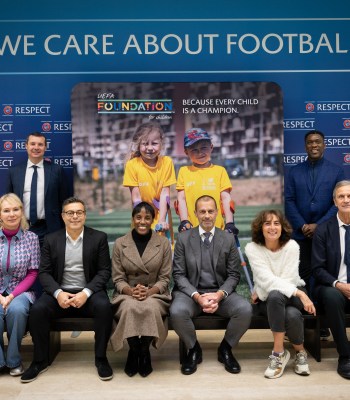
xmin=23 ymin=159 xmax=45 ymax=220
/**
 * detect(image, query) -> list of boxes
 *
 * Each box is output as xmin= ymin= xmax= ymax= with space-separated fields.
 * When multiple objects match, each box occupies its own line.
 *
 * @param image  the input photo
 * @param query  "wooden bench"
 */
xmin=47 ymin=313 xmax=321 ymax=364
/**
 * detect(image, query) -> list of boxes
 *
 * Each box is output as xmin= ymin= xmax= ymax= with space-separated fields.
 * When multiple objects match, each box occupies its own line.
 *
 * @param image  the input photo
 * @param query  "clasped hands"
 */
xmin=0 ymin=293 xmax=14 ymax=311
xmin=130 ymin=284 xmax=149 ymax=301
xmin=335 ymin=282 xmax=350 ymax=300
xmin=302 ymin=223 xmax=317 ymax=239
xmin=57 ymin=291 xmax=87 ymax=309
xmin=196 ymin=292 xmax=223 ymax=313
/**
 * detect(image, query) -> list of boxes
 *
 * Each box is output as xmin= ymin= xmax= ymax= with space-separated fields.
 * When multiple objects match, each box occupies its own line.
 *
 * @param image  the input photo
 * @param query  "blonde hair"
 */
xmin=0 ymin=193 xmax=29 ymax=230
xmin=125 ymin=121 xmax=164 ymax=164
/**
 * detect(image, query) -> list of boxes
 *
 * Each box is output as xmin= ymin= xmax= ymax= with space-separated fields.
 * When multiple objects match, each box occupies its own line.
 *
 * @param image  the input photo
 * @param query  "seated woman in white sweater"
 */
xmin=245 ymin=209 xmax=316 ymax=379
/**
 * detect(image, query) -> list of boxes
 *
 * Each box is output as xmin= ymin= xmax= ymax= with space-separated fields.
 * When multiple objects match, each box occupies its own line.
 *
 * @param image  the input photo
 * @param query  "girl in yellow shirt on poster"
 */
xmin=123 ymin=122 xmax=176 ymax=243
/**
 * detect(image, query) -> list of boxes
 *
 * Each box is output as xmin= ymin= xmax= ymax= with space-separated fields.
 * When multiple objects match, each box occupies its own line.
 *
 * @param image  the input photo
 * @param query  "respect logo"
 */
xmin=343 ymin=119 xmax=350 ymax=129
xmin=3 ymin=141 xmax=13 ymax=151
xmin=305 ymin=103 xmax=315 ymax=112
xmin=42 ymin=122 xmax=52 ymax=132
xmin=3 ymin=105 xmax=13 ymax=115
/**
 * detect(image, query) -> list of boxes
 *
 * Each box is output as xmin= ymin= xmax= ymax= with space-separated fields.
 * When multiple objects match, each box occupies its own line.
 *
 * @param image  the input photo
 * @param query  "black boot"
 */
xmin=125 ymin=336 xmax=140 ymax=377
xmin=139 ymin=336 xmax=153 ymax=377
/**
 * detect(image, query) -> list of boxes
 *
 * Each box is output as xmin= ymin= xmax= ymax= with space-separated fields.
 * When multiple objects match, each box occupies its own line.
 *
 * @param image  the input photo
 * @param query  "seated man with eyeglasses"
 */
xmin=21 ymin=197 xmax=113 ymax=383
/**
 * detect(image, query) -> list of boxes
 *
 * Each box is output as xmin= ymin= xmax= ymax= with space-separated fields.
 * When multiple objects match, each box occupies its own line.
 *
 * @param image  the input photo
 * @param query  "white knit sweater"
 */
xmin=245 ymin=239 xmax=305 ymax=301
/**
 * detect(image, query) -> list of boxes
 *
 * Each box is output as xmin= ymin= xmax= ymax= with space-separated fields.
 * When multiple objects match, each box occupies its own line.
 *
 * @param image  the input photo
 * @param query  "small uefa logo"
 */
xmin=344 ymin=154 xmax=350 ymax=164
xmin=3 ymin=105 xmax=13 ymax=115
xmin=42 ymin=122 xmax=51 ymax=132
xmin=305 ymin=103 xmax=315 ymax=112
xmin=343 ymin=120 xmax=350 ymax=129
xmin=3 ymin=141 xmax=13 ymax=151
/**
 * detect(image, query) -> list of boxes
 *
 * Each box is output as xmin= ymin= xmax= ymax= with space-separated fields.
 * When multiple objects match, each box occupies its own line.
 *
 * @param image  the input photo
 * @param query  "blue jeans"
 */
xmin=0 ymin=293 xmax=31 ymax=368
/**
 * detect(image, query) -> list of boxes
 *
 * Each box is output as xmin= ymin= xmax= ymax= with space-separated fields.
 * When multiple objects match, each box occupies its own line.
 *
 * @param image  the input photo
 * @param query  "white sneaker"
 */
xmin=264 ymin=350 xmax=290 ymax=379
xmin=294 ymin=350 xmax=310 ymax=376
xmin=10 ymin=363 xmax=24 ymax=376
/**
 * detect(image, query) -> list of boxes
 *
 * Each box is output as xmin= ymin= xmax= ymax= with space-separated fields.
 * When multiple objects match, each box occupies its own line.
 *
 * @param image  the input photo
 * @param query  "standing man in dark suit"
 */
xmin=312 ymin=180 xmax=350 ymax=379
xmin=21 ymin=197 xmax=113 ymax=383
xmin=6 ymin=132 xmax=68 ymax=245
xmin=170 ymin=195 xmax=252 ymax=375
xmin=285 ymin=130 xmax=345 ymax=293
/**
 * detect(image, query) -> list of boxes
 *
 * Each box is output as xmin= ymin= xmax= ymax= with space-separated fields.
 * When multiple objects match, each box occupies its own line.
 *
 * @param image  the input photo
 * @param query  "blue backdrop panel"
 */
xmin=0 ymin=1 xmax=349 ymax=197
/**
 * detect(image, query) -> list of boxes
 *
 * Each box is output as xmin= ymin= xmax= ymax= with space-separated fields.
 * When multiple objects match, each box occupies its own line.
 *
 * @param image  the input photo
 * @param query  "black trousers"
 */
xmin=318 ymin=286 xmax=350 ymax=358
xmin=29 ymin=291 xmax=113 ymax=364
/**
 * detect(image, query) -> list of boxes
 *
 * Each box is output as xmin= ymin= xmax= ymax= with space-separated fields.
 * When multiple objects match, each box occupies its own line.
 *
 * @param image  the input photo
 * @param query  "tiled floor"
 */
xmin=2 ymin=329 xmax=349 ymax=400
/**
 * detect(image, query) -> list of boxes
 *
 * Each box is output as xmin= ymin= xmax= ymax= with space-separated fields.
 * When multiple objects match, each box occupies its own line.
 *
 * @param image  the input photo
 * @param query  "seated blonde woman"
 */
xmin=0 ymin=193 xmax=40 ymax=377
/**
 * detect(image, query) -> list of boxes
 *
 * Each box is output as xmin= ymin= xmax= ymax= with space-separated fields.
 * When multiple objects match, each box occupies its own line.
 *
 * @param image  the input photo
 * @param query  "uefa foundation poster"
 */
xmin=71 ymin=82 xmax=283 ymax=250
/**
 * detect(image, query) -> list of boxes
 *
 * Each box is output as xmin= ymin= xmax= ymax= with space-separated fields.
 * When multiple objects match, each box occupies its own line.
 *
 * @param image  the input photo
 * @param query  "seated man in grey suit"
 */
xmin=170 ymin=195 xmax=252 ymax=375
xmin=21 ymin=197 xmax=113 ymax=383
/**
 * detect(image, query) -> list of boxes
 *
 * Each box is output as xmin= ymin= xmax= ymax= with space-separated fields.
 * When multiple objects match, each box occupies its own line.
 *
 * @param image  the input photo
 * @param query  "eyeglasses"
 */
xmin=63 ymin=210 xmax=85 ymax=217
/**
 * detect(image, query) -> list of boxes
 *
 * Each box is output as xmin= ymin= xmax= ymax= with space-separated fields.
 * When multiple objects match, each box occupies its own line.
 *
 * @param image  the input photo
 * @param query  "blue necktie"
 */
xmin=344 ymin=225 xmax=350 ymax=283
xmin=30 ymin=165 xmax=38 ymax=224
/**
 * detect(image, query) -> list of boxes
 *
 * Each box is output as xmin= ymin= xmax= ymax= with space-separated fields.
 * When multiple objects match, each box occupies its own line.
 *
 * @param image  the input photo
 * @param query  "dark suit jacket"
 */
xmin=311 ymin=215 xmax=341 ymax=300
xmin=172 ymin=227 xmax=240 ymax=297
xmin=285 ymin=158 xmax=344 ymax=241
xmin=39 ymin=226 xmax=111 ymax=296
xmin=6 ymin=160 xmax=68 ymax=232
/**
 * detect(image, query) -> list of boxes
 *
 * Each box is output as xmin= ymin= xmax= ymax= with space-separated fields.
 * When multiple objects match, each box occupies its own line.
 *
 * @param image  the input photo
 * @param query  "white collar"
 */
xmin=27 ymin=159 xmax=44 ymax=168
xmin=198 ymin=225 xmax=215 ymax=237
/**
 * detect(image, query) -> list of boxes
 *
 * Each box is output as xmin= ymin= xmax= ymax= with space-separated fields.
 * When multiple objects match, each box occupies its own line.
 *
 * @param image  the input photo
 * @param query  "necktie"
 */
xmin=30 ymin=165 xmax=38 ymax=224
xmin=344 ymin=225 xmax=350 ymax=283
xmin=203 ymin=232 xmax=211 ymax=247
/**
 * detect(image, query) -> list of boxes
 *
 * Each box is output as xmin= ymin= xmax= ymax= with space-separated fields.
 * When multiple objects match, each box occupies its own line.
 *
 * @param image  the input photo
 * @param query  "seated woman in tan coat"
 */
xmin=110 ymin=202 xmax=172 ymax=377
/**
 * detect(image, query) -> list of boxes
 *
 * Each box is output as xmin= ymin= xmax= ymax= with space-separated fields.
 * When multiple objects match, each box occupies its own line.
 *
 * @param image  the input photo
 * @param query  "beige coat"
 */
xmin=110 ymin=231 xmax=172 ymax=351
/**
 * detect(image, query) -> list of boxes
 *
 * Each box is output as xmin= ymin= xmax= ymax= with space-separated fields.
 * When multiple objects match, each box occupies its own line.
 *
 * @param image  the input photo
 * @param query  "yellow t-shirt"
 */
xmin=176 ymin=164 xmax=232 ymax=229
xmin=123 ymin=155 xmax=176 ymax=229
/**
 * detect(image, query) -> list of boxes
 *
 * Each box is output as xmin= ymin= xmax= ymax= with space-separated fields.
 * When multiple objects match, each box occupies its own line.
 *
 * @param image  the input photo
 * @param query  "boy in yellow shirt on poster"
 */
xmin=176 ymin=127 xmax=238 ymax=233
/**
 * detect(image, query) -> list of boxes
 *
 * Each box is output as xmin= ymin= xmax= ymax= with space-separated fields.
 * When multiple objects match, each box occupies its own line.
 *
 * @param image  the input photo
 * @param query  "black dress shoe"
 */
xmin=95 ymin=358 xmax=113 ymax=381
xmin=21 ymin=362 xmax=49 ymax=383
xmin=124 ymin=349 xmax=139 ymax=377
xmin=337 ymin=357 xmax=350 ymax=379
xmin=181 ymin=341 xmax=202 ymax=375
xmin=218 ymin=340 xmax=241 ymax=374
xmin=139 ymin=351 xmax=153 ymax=377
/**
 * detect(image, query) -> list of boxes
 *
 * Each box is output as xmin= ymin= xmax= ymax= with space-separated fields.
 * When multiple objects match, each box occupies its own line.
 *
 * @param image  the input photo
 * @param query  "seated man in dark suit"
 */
xmin=21 ymin=197 xmax=113 ymax=383
xmin=312 ymin=180 xmax=350 ymax=379
xmin=170 ymin=195 xmax=252 ymax=375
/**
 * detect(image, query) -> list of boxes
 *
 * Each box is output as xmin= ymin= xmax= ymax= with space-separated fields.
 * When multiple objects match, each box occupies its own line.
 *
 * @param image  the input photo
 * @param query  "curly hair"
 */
xmin=251 ymin=209 xmax=292 ymax=246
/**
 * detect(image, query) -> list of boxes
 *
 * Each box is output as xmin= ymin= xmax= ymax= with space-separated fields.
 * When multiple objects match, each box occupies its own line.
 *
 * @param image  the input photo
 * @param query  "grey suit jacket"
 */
xmin=172 ymin=227 xmax=241 ymax=297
